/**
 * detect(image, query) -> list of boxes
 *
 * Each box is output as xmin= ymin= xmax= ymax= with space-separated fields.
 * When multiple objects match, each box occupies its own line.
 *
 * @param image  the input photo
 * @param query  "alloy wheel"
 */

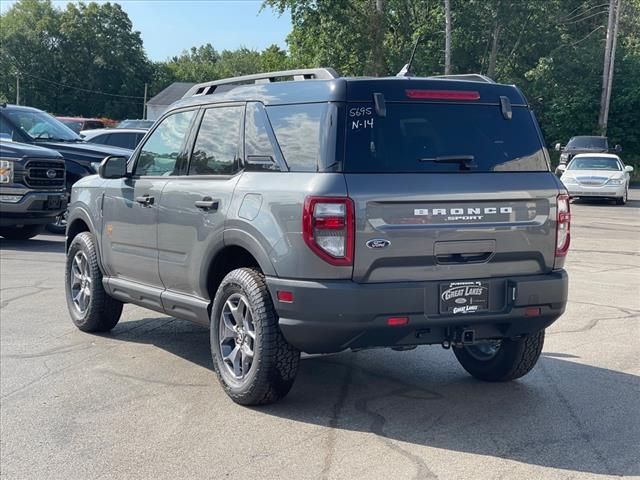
xmin=69 ymin=251 xmax=91 ymax=313
xmin=218 ymin=293 xmax=256 ymax=381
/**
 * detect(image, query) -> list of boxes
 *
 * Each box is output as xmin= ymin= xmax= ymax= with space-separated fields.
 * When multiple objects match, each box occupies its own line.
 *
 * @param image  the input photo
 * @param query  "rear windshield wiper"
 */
xmin=418 ymin=155 xmax=478 ymax=170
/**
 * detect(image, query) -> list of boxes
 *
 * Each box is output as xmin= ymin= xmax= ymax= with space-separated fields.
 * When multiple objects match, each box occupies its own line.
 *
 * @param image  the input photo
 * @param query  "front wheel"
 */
xmin=0 ymin=225 xmax=44 ymax=240
xmin=65 ymin=232 xmax=123 ymax=332
xmin=453 ymin=330 xmax=545 ymax=382
xmin=615 ymin=188 xmax=628 ymax=205
xmin=210 ymin=268 xmax=300 ymax=406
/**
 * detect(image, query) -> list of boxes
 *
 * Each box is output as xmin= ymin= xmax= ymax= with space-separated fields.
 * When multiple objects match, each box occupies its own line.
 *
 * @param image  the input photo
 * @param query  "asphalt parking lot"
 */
xmin=1 ymin=192 xmax=639 ymax=480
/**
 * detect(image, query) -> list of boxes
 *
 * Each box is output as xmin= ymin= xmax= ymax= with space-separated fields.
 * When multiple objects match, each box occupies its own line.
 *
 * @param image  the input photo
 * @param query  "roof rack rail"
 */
xmin=427 ymin=74 xmax=495 ymax=83
xmin=183 ymin=68 xmax=339 ymax=98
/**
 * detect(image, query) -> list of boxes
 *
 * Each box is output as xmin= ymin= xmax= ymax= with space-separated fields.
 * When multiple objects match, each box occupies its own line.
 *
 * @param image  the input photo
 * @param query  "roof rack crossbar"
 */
xmin=183 ymin=68 xmax=339 ymax=98
xmin=427 ymin=74 xmax=495 ymax=83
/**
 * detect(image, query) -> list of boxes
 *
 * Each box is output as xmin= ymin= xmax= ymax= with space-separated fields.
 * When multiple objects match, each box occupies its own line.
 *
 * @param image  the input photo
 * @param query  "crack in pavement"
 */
xmin=319 ymin=357 xmax=443 ymax=479
xmin=321 ymin=357 xmax=354 ymax=480
xmin=3 ymin=342 xmax=94 ymax=359
xmin=96 ymin=369 xmax=209 ymax=388
xmin=0 ymin=280 xmax=53 ymax=308
xmin=353 ymin=389 xmax=440 ymax=480
xmin=538 ymin=362 xmax=614 ymax=476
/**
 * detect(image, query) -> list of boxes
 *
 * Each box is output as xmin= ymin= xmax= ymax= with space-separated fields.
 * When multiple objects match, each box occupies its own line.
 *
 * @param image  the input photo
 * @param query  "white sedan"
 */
xmin=558 ymin=153 xmax=634 ymax=205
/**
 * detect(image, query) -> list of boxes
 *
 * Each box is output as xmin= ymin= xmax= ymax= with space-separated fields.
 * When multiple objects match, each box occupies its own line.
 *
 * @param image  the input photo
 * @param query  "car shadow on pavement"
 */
xmin=108 ymin=316 xmax=639 ymax=477
xmin=0 ymin=237 xmax=65 ymax=253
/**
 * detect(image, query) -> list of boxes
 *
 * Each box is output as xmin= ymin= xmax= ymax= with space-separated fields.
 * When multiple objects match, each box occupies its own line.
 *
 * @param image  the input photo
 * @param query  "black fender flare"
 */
xmin=65 ymin=205 xmax=106 ymax=274
xmin=197 ymin=228 xmax=278 ymax=298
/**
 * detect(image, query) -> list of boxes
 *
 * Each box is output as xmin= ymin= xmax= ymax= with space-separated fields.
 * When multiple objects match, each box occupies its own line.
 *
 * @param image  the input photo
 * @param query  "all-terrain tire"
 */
xmin=453 ymin=330 xmax=545 ymax=382
xmin=65 ymin=232 xmax=123 ymax=332
xmin=210 ymin=268 xmax=300 ymax=406
xmin=0 ymin=225 xmax=44 ymax=240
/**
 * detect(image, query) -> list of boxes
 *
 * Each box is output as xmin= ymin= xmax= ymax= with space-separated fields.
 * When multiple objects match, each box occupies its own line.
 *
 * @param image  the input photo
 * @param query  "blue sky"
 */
xmin=0 ymin=1 xmax=292 ymax=61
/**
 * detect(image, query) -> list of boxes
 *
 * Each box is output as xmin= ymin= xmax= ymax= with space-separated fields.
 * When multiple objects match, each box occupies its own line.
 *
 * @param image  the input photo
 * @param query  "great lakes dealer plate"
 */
xmin=440 ymin=281 xmax=489 ymax=314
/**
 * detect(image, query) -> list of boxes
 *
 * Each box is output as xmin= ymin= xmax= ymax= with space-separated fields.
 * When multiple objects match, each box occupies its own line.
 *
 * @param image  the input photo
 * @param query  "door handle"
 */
xmin=135 ymin=195 xmax=154 ymax=207
xmin=195 ymin=197 xmax=219 ymax=211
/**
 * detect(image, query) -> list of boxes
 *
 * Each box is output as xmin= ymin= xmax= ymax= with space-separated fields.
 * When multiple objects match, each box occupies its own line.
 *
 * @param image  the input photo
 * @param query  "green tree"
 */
xmin=0 ymin=0 xmax=62 ymax=108
xmin=0 ymin=0 xmax=151 ymax=118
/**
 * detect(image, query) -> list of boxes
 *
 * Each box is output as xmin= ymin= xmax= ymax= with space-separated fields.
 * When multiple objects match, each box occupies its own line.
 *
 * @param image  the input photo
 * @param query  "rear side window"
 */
xmin=189 ymin=106 xmax=243 ymax=175
xmin=266 ymin=104 xmax=325 ymax=172
xmin=344 ymin=103 xmax=549 ymax=173
xmin=90 ymin=133 xmax=110 ymax=145
xmin=106 ymin=132 xmax=136 ymax=149
xmin=245 ymin=102 xmax=278 ymax=169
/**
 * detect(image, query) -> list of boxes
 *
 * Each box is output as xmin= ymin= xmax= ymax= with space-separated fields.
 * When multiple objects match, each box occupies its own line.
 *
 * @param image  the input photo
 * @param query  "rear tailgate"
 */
xmin=346 ymin=172 xmax=560 ymax=283
xmin=343 ymin=86 xmax=561 ymax=284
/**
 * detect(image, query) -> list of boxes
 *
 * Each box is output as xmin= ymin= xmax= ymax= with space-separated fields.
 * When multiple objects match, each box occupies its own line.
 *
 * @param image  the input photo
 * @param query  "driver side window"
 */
xmin=134 ymin=110 xmax=195 ymax=177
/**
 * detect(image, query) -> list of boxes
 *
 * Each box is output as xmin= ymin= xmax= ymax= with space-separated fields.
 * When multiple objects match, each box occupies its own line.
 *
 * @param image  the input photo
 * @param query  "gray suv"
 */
xmin=64 ymin=68 xmax=570 ymax=405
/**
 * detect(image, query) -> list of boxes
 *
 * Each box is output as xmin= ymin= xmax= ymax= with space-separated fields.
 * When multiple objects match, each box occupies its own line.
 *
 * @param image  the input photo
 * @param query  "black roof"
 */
xmin=169 ymin=76 xmax=528 ymax=111
xmin=147 ymin=82 xmax=197 ymax=106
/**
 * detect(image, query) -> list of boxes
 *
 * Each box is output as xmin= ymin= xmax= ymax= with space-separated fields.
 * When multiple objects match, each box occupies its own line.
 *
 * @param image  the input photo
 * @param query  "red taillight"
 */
xmin=555 ymin=194 xmax=571 ymax=257
xmin=405 ymin=89 xmax=480 ymax=101
xmin=303 ymin=196 xmax=354 ymax=266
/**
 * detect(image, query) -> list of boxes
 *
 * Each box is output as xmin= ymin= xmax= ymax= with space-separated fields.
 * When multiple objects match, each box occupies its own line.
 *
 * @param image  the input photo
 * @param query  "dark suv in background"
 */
xmin=65 ymin=68 xmax=569 ymax=406
xmin=0 ymin=104 xmax=132 ymax=232
xmin=555 ymin=135 xmax=621 ymax=166
xmin=0 ymin=139 xmax=66 ymax=239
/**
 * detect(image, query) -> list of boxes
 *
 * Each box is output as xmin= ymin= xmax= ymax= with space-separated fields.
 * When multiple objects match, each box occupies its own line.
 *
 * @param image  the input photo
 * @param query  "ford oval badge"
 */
xmin=366 ymin=239 xmax=391 ymax=249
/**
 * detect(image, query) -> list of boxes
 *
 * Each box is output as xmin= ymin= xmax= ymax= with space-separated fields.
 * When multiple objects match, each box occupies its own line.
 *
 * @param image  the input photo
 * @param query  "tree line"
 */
xmin=1 ymin=0 xmax=639 ymax=168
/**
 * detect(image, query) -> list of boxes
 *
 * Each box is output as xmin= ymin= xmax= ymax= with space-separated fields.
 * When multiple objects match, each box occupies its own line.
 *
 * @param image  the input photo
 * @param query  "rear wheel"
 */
xmin=0 ymin=225 xmax=44 ymax=240
xmin=210 ymin=268 xmax=300 ymax=405
xmin=453 ymin=330 xmax=545 ymax=381
xmin=65 ymin=232 xmax=123 ymax=332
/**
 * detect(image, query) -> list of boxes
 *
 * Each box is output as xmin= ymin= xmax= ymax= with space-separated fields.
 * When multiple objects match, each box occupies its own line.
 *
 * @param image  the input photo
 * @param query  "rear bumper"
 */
xmin=267 ymin=271 xmax=568 ymax=353
xmin=0 ymin=191 xmax=67 ymax=226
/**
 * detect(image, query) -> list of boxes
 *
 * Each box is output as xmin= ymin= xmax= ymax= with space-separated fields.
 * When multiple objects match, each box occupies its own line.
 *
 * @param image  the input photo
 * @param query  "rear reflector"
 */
xmin=387 ymin=317 xmax=409 ymax=326
xmin=277 ymin=291 xmax=294 ymax=303
xmin=525 ymin=307 xmax=541 ymax=317
xmin=405 ymin=89 xmax=480 ymax=101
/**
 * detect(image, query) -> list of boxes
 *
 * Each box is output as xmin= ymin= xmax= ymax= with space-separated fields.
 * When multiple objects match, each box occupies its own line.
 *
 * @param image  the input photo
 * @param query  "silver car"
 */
xmin=559 ymin=153 xmax=633 ymax=205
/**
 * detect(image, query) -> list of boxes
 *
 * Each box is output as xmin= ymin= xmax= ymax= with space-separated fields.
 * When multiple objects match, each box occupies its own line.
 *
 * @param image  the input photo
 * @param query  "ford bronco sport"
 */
xmin=64 ymin=68 xmax=570 ymax=405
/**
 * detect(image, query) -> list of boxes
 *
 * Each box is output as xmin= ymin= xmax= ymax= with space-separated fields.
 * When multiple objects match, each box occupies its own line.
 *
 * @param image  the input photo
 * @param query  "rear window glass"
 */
xmin=568 ymin=157 xmax=621 ymax=171
xmin=566 ymin=136 xmax=607 ymax=149
xmin=266 ymin=104 xmax=325 ymax=172
xmin=344 ymin=103 xmax=548 ymax=173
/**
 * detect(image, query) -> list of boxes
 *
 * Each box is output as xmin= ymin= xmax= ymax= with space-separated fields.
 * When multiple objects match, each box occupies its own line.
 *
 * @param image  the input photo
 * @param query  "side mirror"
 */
xmin=98 ymin=155 xmax=128 ymax=179
xmin=614 ymin=144 xmax=622 ymax=153
xmin=556 ymin=165 xmax=567 ymax=174
xmin=624 ymin=165 xmax=634 ymax=173
xmin=554 ymin=143 xmax=562 ymax=151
